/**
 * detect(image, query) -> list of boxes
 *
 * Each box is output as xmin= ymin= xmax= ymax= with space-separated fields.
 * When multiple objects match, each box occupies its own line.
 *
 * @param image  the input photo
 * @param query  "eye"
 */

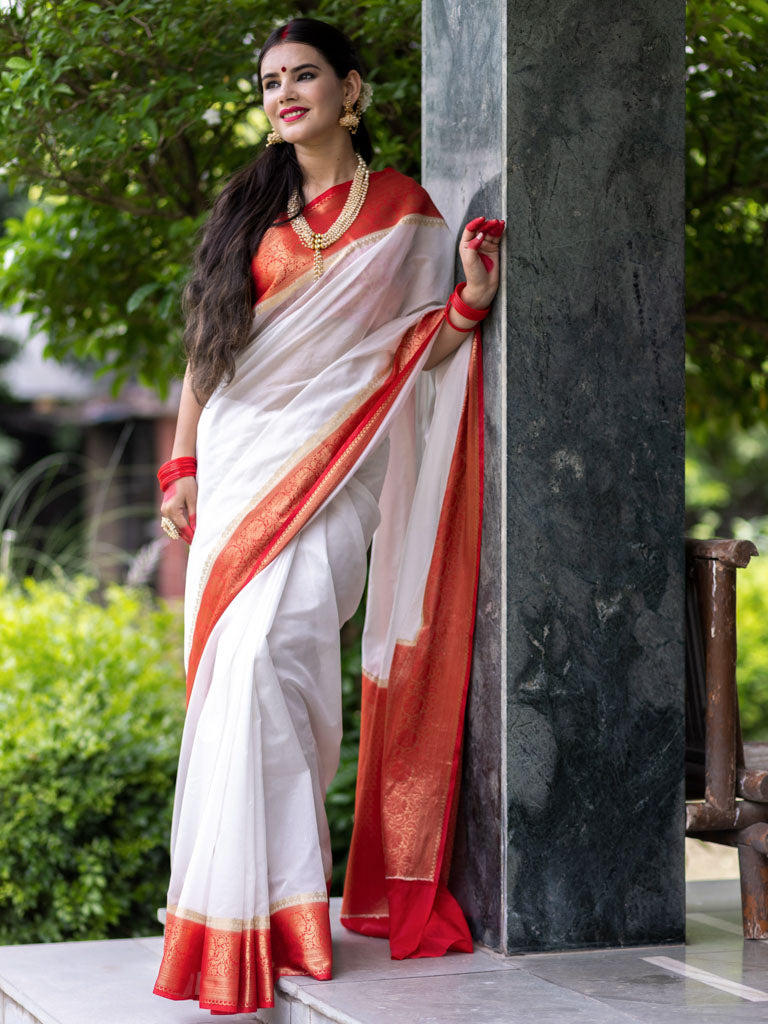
xmin=298 ymin=71 xmax=315 ymax=81
xmin=264 ymin=80 xmax=278 ymax=89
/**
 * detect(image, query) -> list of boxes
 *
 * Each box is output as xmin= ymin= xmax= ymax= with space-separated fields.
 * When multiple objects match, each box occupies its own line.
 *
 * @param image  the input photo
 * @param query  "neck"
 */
xmin=294 ymin=132 xmax=361 ymax=203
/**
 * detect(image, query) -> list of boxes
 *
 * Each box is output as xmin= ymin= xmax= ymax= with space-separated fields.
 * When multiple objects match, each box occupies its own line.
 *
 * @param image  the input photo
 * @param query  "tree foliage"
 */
xmin=2 ymin=1 xmax=765 ymax=424
xmin=686 ymin=0 xmax=768 ymax=432
xmin=0 ymin=0 xmax=421 ymax=394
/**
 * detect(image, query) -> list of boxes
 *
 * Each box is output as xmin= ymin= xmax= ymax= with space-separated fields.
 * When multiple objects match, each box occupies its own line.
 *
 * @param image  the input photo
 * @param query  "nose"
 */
xmin=277 ymin=77 xmax=297 ymax=105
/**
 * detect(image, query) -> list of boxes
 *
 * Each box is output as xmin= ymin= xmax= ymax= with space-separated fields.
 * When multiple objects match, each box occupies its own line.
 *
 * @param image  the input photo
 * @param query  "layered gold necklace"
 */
xmin=287 ymin=154 xmax=370 ymax=280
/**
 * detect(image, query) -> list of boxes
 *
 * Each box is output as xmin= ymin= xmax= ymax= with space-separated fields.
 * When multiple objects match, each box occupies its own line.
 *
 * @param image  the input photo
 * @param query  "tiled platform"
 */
xmin=1 ymin=881 xmax=766 ymax=1024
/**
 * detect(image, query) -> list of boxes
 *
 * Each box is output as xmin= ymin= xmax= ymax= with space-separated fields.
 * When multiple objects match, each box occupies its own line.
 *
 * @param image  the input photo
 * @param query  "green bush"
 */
xmin=0 ymin=570 xmax=364 ymax=939
xmin=0 ymin=576 xmax=185 ymax=944
xmin=737 ymin=549 xmax=768 ymax=740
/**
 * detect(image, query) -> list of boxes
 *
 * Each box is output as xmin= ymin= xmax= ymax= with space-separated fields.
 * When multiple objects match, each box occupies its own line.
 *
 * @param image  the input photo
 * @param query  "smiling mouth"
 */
xmin=281 ymin=108 xmax=308 ymax=122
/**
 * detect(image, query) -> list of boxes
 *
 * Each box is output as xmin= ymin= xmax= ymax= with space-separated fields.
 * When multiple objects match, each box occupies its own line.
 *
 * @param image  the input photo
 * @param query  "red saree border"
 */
xmin=186 ymin=309 xmax=445 ymax=704
xmin=424 ymin=330 xmax=485 ymax=892
xmin=153 ymin=900 xmax=332 ymax=1014
xmin=340 ymin=331 xmax=484 ymax=959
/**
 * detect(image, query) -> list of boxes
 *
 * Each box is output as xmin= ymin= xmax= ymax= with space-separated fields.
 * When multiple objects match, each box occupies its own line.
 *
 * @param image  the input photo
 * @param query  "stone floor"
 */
xmin=1 ymin=873 xmax=766 ymax=1024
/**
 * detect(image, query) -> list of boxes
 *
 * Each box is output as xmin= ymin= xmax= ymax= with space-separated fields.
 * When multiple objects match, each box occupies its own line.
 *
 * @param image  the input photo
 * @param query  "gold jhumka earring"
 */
xmin=266 ymin=129 xmax=284 ymax=146
xmin=338 ymin=81 xmax=374 ymax=134
xmin=338 ymin=99 xmax=361 ymax=135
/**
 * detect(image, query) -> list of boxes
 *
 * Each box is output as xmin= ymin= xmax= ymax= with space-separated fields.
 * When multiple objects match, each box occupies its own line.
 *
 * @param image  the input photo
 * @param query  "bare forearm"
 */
xmin=170 ymin=364 xmax=208 ymax=458
xmin=424 ymin=215 xmax=504 ymax=371
xmin=423 ymin=285 xmax=490 ymax=371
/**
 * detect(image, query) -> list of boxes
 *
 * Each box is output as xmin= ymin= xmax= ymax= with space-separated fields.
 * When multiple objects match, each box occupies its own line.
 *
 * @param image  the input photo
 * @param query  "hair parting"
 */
xmin=183 ymin=18 xmax=373 ymax=403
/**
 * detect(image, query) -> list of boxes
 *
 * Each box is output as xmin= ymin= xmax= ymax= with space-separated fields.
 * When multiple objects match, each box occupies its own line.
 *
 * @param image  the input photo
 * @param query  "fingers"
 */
xmin=160 ymin=507 xmax=195 ymax=545
xmin=160 ymin=506 xmax=189 ymax=531
xmin=464 ymin=217 xmax=506 ymax=238
xmin=463 ymin=216 xmax=505 ymax=275
xmin=467 ymin=232 xmax=500 ymax=267
xmin=467 ymin=237 xmax=495 ymax=270
xmin=160 ymin=500 xmax=183 ymax=524
xmin=160 ymin=479 xmax=197 ymax=544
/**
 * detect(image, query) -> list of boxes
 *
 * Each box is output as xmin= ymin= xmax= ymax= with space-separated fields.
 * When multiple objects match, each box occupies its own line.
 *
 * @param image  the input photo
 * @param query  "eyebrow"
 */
xmin=261 ymin=63 xmax=321 ymax=82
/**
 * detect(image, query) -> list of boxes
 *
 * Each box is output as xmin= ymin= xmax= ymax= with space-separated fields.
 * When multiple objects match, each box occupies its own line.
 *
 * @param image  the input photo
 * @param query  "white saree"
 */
xmin=153 ymin=169 xmax=483 ymax=1014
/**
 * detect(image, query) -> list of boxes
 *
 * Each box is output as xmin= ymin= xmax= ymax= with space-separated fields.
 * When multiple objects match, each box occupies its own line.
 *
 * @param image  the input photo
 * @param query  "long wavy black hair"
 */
xmin=183 ymin=18 xmax=374 ymax=402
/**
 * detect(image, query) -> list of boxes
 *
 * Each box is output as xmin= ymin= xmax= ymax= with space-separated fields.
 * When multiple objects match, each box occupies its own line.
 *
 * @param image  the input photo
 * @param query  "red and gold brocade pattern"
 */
xmin=341 ymin=334 xmax=483 ymax=959
xmin=153 ymin=900 xmax=332 ymax=1014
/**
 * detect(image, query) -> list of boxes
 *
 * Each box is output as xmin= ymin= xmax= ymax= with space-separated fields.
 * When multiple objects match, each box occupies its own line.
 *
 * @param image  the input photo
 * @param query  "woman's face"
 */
xmin=260 ymin=42 xmax=360 ymax=148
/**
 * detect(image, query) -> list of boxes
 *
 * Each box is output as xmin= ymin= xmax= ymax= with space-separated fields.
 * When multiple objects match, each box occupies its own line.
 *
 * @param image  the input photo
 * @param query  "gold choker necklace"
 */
xmin=287 ymin=154 xmax=370 ymax=279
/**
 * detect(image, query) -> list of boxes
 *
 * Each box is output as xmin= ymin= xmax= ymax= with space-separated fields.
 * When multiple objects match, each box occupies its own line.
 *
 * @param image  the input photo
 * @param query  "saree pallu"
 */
xmin=152 ymin=169 xmax=483 ymax=1014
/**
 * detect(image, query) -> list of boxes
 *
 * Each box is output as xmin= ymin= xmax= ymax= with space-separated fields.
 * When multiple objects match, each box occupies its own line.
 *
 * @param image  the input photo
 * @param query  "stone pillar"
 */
xmin=424 ymin=0 xmax=686 ymax=951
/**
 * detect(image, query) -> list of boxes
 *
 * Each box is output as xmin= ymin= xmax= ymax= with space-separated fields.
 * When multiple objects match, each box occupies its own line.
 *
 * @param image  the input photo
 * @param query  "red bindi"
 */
xmin=281 ymin=66 xmax=286 ymax=72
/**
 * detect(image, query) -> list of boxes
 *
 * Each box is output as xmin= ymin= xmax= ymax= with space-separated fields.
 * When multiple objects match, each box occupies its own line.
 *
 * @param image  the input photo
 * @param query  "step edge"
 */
xmin=0 ymin=979 xmax=62 ymax=1024
xmin=277 ymin=978 xmax=365 ymax=1024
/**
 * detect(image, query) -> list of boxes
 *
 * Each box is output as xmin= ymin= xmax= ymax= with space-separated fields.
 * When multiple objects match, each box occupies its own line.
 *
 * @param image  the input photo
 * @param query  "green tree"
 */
xmin=686 ymin=0 xmax=768 ymax=432
xmin=0 ymin=0 xmax=421 ymax=394
xmin=0 ymin=184 xmax=26 ymax=482
xmin=2 ymin=1 xmax=767 ymax=422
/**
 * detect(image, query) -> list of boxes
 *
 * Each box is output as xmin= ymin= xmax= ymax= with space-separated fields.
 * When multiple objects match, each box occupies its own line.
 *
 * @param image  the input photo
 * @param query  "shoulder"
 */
xmin=368 ymin=167 xmax=445 ymax=224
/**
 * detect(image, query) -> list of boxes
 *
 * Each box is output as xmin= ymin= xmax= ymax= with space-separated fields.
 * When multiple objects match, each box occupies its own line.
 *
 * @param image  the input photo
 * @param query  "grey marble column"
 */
xmin=424 ymin=0 xmax=686 ymax=952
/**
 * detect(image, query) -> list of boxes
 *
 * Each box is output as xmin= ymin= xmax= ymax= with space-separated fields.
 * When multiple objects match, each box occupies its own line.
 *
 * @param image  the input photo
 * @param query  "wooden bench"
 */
xmin=685 ymin=537 xmax=768 ymax=938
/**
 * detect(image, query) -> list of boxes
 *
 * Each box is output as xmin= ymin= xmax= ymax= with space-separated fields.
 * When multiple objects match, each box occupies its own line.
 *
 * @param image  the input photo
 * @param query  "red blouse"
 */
xmin=250 ymin=168 xmax=441 ymax=309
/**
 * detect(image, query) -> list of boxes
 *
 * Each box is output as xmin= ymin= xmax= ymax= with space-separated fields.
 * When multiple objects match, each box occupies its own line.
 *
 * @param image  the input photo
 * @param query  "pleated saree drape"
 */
xmin=152 ymin=169 xmax=483 ymax=1014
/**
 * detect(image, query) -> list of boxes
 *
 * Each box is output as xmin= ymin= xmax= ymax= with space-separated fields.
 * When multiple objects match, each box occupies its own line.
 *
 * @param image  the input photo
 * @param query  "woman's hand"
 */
xmin=459 ymin=216 xmax=505 ymax=309
xmin=160 ymin=476 xmax=197 ymax=545
xmin=422 ymin=215 xmax=505 ymax=371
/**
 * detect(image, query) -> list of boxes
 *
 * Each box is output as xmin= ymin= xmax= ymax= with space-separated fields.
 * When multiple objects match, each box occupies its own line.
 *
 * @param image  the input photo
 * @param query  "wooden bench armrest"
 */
xmin=685 ymin=537 xmax=759 ymax=569
xmin=685 ymin=536 xmax=759 ymax=818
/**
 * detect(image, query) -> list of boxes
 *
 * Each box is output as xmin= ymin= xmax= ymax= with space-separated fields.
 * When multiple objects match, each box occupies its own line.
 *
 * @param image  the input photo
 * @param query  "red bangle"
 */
xmin=450 ymin=281 xmax=491 ymax=321
xmin=158 ymin=456 xmax=197 ymax=491
xmin=444 ymin=300 xmax=475 ymax=333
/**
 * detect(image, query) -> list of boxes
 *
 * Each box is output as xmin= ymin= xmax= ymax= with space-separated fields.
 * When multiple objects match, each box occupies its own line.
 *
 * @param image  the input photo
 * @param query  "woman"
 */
xmin=152 ymin=17 xmax=503 ymax=1015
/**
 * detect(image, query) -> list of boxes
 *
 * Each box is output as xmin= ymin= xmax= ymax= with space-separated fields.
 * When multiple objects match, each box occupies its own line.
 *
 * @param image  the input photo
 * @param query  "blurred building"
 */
xmin=0 ymin=311 xmax=186 ymax=599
